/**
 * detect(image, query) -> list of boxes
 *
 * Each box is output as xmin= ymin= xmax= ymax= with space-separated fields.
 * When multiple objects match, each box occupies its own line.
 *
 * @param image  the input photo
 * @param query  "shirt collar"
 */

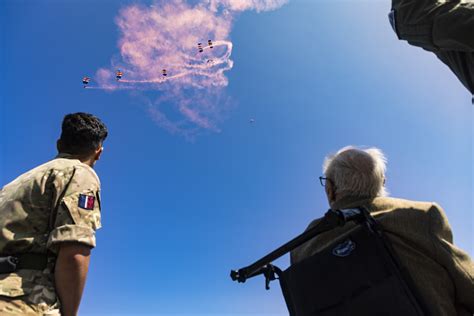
xmin=54 ymin=153 xmax=99 ymax=183
xmin=55 ymin=152 xmax=75 ymax=159
xmin=331 ymin=196 xmax=375 ymax=211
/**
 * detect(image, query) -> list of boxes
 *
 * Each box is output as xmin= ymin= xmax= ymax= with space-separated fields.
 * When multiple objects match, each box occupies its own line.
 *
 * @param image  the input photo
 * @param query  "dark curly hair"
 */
xmin=59 ymin=113 xmax=108 ymax=155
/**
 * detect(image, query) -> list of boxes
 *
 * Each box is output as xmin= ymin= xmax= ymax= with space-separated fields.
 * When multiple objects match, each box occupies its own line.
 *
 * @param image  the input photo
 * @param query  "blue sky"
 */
xmin=1 ymin=0 xmax=472 ymax=315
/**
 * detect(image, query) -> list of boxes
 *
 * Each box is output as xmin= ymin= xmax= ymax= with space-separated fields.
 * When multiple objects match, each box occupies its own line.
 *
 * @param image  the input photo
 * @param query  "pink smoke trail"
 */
xmin=93 ymin=0 xmax=288 ymax=138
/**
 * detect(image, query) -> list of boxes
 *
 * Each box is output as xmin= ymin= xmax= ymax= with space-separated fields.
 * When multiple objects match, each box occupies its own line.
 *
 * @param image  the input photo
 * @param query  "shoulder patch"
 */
xmin=78 ymin=194 xmax=95 ymax=210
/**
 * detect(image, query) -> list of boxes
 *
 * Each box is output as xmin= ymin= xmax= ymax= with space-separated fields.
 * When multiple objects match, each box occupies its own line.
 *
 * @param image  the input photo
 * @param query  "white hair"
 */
xmin=323 ymin=146 xmax=388 ymax=198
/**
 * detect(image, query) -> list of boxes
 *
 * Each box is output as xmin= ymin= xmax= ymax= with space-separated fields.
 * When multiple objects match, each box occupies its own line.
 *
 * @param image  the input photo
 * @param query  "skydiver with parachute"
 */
xmin=82 ymin=39 xmax=231 ymax=88
xmin=388 ymin=0 xmax=473 ymax=101
xmin=82 ymin=77 xmax=90 ymax=88
xmin=198 ymin=40 xmax=215 ymax=53
xmin=116 ymin=70 xmax=123 ymax=80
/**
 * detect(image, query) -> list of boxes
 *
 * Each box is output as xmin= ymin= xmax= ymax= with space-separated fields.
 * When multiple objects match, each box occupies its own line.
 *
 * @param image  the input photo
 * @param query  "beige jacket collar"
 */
xmin=331 ymin=196 xmax=375 ymax=211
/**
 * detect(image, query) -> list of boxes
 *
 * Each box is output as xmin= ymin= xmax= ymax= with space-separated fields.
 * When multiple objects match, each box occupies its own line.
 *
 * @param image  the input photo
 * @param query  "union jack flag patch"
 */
xmin=78 ymin=194 xmax=95 ymax=210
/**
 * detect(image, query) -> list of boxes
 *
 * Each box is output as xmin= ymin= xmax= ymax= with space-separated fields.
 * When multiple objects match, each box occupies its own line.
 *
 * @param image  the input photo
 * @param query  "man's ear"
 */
xmin=94 ymin=146 xmax=103 ymax=161
xmin=325 ymin=180 xmax=336 ymax=204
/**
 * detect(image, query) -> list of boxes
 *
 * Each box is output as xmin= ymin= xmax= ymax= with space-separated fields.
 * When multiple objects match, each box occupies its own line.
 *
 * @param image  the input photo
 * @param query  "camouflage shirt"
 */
xmin=0 ymin=153 xmax=102 ymax=313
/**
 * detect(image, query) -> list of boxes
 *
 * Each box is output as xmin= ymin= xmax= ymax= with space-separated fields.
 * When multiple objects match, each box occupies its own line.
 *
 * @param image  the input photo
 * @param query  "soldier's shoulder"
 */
xmin=42 ymin=158 xmax=100 ymax=188
xmin=2 ymin=158 xmax=76 ymax=188
xmin=47 ymin=157 xmax=82 ymax=169
xmin=49 ymin=158 xmax=97 ymax=177
xmin=72 ymin=163 xmax=101 ymax=187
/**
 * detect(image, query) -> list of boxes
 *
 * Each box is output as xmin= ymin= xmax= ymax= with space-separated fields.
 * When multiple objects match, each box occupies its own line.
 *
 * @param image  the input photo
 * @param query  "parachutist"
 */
xmin=82 ymin=76 xmax=90 ymax=88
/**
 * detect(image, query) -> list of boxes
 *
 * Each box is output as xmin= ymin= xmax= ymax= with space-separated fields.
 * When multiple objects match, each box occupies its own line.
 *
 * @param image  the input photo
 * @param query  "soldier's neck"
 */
xmin=57 ymin=152 xmax=95 ymax=168
xmin=79 ymin=157 xmax=95 ymax=168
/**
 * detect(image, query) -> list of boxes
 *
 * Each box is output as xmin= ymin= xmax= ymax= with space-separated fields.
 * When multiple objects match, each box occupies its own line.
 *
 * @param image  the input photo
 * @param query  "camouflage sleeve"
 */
xmin=47 ymin=165 xmax=102 ymax=253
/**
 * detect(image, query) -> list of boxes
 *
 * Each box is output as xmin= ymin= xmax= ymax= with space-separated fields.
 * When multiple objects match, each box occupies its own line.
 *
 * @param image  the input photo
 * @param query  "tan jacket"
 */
xmin=291 ymin=197 xmax=474 ymax=316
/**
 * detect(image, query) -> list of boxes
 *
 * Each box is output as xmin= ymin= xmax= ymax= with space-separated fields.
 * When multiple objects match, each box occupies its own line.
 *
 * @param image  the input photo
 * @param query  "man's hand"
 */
xmin=55 ymin=242 xmax=91 ymax=316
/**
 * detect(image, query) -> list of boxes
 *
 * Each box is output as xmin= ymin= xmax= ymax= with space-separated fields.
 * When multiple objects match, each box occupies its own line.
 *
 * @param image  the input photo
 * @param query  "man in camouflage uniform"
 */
xmin=0 ymin=113 xmax=108 ymax=316
xmin=389 ymin=0 xmax=474 ymax=96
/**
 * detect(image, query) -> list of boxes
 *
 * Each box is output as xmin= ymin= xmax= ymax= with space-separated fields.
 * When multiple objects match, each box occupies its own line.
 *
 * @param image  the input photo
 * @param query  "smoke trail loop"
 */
xmin=117 ymin=40 xmax=232 ymax=86
xmin=92 ymin=0 xmax=288 ymax=138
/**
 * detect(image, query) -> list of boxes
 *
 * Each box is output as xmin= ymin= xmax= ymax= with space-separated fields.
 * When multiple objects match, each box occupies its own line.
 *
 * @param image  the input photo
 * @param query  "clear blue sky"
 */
xmin=1 ymin=0 xmax=472 ymax=315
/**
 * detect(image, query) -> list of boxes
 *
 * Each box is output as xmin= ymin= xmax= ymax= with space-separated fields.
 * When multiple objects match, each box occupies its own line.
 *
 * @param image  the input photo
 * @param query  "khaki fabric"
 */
xmin=0 ymin=291 xmax=60 ymax=316
xmin=391 ymin=0 xmax=474 ymax=93
xmin=0 ymin=154 xmax=102 ymax=315
xmin=291 ymin=196 xmax=474 ymax=316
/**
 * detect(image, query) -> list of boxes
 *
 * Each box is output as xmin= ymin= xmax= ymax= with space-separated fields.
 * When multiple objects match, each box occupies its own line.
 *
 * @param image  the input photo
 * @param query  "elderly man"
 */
xmin=291 ymin=146 xmax=474 ymax=316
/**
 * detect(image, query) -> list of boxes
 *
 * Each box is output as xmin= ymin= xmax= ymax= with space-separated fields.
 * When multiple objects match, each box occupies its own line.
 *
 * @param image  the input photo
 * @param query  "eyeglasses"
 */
xmin=319 ymin=176 xmax=327 ymax=187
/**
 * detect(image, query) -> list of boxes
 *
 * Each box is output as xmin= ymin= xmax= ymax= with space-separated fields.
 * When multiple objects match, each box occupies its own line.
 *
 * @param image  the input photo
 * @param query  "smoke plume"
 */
xmin=94 ymin=0 xmax=288 ymax=138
